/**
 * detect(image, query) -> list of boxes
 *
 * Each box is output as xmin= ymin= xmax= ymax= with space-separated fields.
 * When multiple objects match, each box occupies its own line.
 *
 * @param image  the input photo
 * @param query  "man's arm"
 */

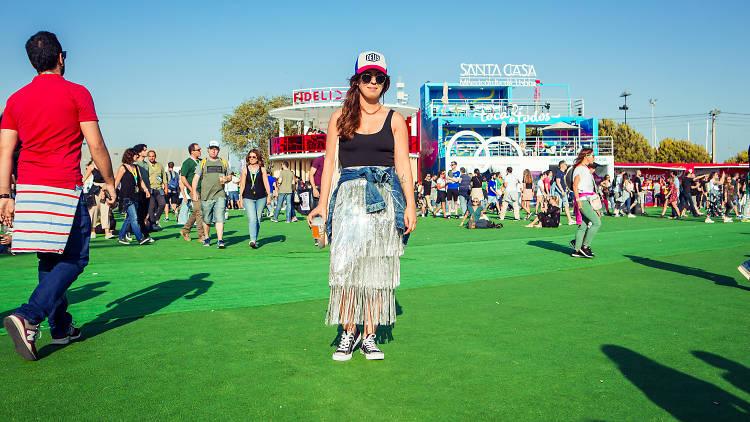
xmin=161 ymin=165 xmax=167 ymax=191
xmin=0 ymin=129 xmax=19 ymax=226
xmin=191 ymin=173 xmax=200 ymax=201
xmin=309 ymin=166 xmax=319 ymax=197
xmin=80 ymin=121 xmax=116 ymax=204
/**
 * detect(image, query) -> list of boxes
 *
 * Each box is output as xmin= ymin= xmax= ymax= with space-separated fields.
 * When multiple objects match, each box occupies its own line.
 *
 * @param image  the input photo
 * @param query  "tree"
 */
xmin=655 ymin=138 xmax=712 ymax=163
xmin=598 ymin=119 xmax=654 ymax=163
xmin=220 ymin=95 xmax=295 ymax=163
xmin=725 ymin=150 xmax=748 ymax=163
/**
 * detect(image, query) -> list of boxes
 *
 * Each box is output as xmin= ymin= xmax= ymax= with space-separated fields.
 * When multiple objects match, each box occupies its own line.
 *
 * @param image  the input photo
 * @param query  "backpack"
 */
xmin=199 ymin=158 xmax=228 ymax=180
xmin=564 ymin=166 xmax=576 ymax=191
xmin=167 ymin=170 xmax=180 ymax=191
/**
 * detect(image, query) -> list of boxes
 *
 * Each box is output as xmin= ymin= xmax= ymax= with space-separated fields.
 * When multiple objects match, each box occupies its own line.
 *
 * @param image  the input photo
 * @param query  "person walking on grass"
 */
xmin=146 ymin=150 xmax=167 ymax=231
xmin=132 ymin=144 xmax=152 ymax=237
xmin=499 ymin=167 xmax=520 ymax=221
xmin=660 ymin=171 xmax=681 ymax=219
xmin=446 ymin=161 xmax=460 ymax=218
xmin=421 ymin=173 xmax=434 ymax=216
xmin=179 ymin=143 xmax=205 ymax=242
xmin=164 ymin=161 xmax=180 ymax=220
xmin=239 ymin=149 xmax=272 ymax=249
xmin=114 ymin=149 xmax=151 ymax=246
xmin=272 ymin=161 xmax=297 ymax=223
xmin=705 ymin=172 xmax=732 ymax=223
xmin=82 ymin=160 xmax=113 ymax=239
xmin=192 ymin=140 xmax=229 ymax=248
xmin=486 ymin=173 xmax=499 ymax=214
xmin=520 ymin=169 xmax=534 ymax=220
xmin=1 ymin=31 xmax=117 ymax=361
xmin=307 ymin=51 xmax=416 ymax=361
xmin=571 ymin=148 xmax=601 ymax=259
xmin=434 ymin=170 xmax=447 ymax=217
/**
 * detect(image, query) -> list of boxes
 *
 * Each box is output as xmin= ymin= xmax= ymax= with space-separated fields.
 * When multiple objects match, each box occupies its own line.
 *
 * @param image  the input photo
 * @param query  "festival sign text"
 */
xmin=473 ymin=105 xmax=560 ymax=123
xmin=292 ymin=87 xmax=348 ymax=105
xmin=459 ymin=63 xmax=538 ymax=87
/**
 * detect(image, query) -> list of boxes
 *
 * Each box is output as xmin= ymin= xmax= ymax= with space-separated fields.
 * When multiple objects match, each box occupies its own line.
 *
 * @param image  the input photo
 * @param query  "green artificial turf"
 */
xmin=0 ymin=208 xmax=749 ymax=421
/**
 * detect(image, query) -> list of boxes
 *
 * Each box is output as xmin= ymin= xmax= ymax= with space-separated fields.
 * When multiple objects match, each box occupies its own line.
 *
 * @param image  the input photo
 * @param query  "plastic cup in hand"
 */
xmin=310 ymin=216 xmax=325 ymax=248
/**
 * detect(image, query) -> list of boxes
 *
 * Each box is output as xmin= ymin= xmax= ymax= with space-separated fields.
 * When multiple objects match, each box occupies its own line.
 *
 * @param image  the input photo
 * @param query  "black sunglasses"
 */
xmin=360 ymin=73 xmax=386 ymax=85
xmin=62 ymin=51 xmax=67 ymax=60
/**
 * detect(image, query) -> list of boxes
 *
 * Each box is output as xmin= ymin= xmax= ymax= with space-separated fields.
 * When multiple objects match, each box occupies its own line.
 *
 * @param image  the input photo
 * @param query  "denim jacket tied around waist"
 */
xmin=326 ymin=166 xmax=409 ymax=245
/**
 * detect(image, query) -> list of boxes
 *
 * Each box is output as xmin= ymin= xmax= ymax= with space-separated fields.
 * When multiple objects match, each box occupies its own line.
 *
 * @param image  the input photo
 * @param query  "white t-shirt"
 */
xmin=225 ymin=176 xmax=239 ymax=192
xmin=504 ymin=172 xmax=519 ymax=194
xmin=573 ymin=165 xmax=595 ymax=198
xmin=536 ymin=178 xmax=545 ymax=194
xmin=437 ymin=177 xmax=447 ymax=191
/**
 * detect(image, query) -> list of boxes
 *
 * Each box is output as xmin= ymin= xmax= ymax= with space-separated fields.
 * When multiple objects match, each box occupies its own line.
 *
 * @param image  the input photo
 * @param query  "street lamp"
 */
xmin=649 ymin=98 xmax=658 ymax=147
xmin=619 ymin=90 xmax=631 ymax=124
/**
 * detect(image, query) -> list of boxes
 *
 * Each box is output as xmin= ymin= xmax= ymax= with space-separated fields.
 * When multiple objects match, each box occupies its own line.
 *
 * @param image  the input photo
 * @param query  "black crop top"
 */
xmin=339 ymin=110 xmax=395 ymax=168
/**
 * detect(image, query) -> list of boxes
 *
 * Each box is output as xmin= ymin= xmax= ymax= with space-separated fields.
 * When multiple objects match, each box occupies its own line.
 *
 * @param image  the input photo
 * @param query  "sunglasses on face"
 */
xmin=360 ymin=73 xmax=386 ymax=85
xmin=248 ymin=156 xmax=257 ymax=159
xmin=62 ymin=51 xmax=67 ymax=60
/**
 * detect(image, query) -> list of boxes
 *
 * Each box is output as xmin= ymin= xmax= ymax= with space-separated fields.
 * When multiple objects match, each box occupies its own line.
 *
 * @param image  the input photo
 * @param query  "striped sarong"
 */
xmin=11 ymin=184 xmax=80 ymax=254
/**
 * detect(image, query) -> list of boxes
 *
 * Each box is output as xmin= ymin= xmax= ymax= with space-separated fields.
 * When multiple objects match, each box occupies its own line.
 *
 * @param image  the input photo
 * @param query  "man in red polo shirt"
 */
xmin=0 ymin=31 xmax=116 ymax=361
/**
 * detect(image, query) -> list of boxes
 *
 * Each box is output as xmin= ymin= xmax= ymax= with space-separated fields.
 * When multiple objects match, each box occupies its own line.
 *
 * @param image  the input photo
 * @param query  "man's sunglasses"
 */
xmin=360 ymin=73 xmax=386 ymax=85
xmin=62 ymin=51 xmax=67 ymax=60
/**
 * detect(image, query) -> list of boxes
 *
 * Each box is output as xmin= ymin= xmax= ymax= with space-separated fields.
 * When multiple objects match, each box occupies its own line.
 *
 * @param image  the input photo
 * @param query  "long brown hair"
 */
xmin=246 ymin=149 xmax=264 ymax=167
xmin=573 ymin=147 xmax=593 ymax=168
xmin=523 ymin=169 xmax=532 ymax=184
xmin=336 ymin=72 xmax=391 ymax=140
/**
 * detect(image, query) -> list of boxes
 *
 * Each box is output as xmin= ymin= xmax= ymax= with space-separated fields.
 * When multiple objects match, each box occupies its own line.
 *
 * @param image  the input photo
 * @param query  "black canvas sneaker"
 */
xmin=582 ymin=246 xmax=595 ymax=258
xmin=332 ymin=330 xmax=361 ymax=361
xmin=360 ymin=334 xmax=384 ymax=360
xmin=571 ymin=250 xmax=588 ymax=258
xmin=50 ymin=324 xmax=82 ymax=345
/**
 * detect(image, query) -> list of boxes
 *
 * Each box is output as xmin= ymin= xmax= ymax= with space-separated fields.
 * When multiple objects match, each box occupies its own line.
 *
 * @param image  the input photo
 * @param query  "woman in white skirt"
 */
xmin=307 ymin=51 xmax=417 ymax=361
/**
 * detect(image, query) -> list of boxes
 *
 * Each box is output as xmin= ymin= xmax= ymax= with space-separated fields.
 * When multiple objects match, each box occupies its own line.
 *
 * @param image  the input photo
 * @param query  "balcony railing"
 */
xmin=428 ymin=98 xmax=584 ymax=118
xmin=442 ymin=136 xmax=613 ymax=158
xmin=270 ymin=134 xmax=420 ymax=155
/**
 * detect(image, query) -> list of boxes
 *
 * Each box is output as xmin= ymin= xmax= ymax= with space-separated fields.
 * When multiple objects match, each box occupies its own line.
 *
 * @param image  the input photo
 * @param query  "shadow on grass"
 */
xmin=624 ymin=255 xmax=750 ymax=291
xmin=527 ymin=240 xmax=570 ymax=255
xmin=1 ymin=281 xmax=110 ymax=326
xmin=38 ymin=273 xmax=212 ymax=358
xmin=602 ymin=345 xmax=750 ymax=421
xmin=329 ymin=299 xmax=403 ymax=347
xmin=223 ymin=234 xmax=286 ymax=247
xmin=692 ymin=351 xmax=750 ymax=396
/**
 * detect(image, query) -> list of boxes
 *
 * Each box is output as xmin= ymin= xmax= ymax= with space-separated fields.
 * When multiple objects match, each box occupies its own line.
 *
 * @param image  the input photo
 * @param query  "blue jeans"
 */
xmin=273 ymin=193 xmax=294 ymax=222
xmin=119 ymin=200 xmax=144 ymax=242
xmin=15 ymin=193 xmax=90 ymax=338
xmin=242 ymin=197 xmax=266 ymax=241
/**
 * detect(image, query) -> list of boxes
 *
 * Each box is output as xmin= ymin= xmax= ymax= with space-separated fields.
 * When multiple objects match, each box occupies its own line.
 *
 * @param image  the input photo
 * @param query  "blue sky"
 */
xmin=1 ymin=0 xmax=748 ymax=160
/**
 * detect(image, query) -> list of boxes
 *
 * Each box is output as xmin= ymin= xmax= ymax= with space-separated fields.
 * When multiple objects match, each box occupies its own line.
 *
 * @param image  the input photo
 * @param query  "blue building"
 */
xmin=420 ymin=66 xmax=613 ymax=177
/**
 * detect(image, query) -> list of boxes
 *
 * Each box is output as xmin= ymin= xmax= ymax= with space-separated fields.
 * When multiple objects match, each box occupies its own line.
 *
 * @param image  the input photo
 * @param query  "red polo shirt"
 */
xmin=1 ymin=74 xmax=98 ymax=189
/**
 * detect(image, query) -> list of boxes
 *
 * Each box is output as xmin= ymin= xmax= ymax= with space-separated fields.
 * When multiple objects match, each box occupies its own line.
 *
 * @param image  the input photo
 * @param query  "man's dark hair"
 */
xmin=133 ymin=143 xmax=147 ymax=153
xmin=25 ymin=31 xmax=63 ymax=73
xmin=460 ymin=167 xmax=466 ymax=173
xmin=188 ymin=143 xmax=200 ymax=153
xmin=168 ymin=161 xmax=175 ymax=168
xmin=507 ymin=167 xmax=513 ymax=173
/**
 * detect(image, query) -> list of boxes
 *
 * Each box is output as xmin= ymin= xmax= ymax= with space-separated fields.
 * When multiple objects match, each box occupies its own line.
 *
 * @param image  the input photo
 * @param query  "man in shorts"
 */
xmin=552 ymin=160 xmax=574 ymax=225
xmin=446 ymin=161 xmax=461 ymax=218
xmin=192 ymin=140 xmax=229 ymax=248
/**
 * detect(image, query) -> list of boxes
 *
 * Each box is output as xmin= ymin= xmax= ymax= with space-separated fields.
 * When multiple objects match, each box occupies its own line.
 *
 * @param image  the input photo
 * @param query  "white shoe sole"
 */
xmin=332 ymin=333 xmax=361 ymax=361
xmin=738 ymin=264 xmax=750 ymax=281
xmin=361 ymin=349 xmax=384 ymax=360
xmin=50 ymin=331 xmax=81 ymax=345
xmin=3 ymin=315 xmax=37 ymax=361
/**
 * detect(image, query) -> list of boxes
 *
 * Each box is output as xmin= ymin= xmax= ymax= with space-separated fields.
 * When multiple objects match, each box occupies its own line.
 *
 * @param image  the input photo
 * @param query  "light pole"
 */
xmin=619 ymin=90 xmax=631 ymax=125
xmin=709 ymin=109 xmax=721 ymax=163
xmin=649 ymin=98 xmax=657 ymax=147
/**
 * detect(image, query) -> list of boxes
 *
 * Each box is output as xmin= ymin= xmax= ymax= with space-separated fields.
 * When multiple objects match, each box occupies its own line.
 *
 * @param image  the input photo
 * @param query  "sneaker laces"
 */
xmin=337 ymin=331 xmax=353 ymax=351
xmin=362 ymin=335 xmax=380 ymax=352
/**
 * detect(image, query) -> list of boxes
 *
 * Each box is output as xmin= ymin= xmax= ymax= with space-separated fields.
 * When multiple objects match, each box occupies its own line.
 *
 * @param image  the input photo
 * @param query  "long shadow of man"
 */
xmin=79 ymin=273 xmax=213 ymax=341
xmin=624 ymin=255 xmax=750 ymax=291
xmin=602 ymin=345 xmax=750 ymax=421
xmin=692 ymin=351 xmax=750 ymax=397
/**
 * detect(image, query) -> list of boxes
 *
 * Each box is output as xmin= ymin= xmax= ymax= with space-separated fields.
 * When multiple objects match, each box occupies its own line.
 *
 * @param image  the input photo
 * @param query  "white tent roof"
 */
xmin=541 ymin=122 xmax=579 ymax=131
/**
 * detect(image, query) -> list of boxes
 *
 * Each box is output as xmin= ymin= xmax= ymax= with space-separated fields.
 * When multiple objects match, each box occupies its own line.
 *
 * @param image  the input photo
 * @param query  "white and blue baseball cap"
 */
xmin=355 ymin=51 xmax=387 ymax=75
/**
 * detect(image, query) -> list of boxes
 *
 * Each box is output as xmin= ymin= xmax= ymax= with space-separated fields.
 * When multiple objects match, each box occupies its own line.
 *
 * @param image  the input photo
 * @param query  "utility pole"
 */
xmin=619 ymin=90 xmax=631 ymax=124
xmin=687 ymin=122 xmax=690 ymax=143
xmin=649 ymin=98 xmax=657 ymax=147
xmin=710 ymin=109 xmax=721 ymax=163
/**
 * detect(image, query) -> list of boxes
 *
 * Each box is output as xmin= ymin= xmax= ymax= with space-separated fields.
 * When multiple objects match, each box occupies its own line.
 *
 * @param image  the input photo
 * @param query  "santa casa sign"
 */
xmin=292 ymin=87 xmax=348 ymax=105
